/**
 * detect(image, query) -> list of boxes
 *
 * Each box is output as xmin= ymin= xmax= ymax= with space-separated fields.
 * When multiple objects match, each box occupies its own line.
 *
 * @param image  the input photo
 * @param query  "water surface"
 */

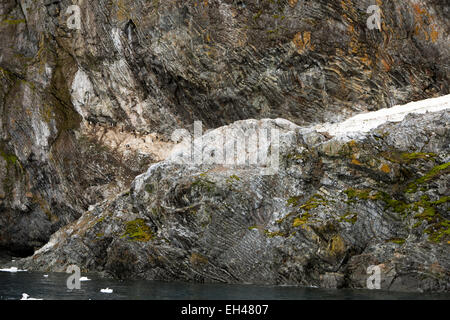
xmin=1 ymin=271 xmax=449 ymax=300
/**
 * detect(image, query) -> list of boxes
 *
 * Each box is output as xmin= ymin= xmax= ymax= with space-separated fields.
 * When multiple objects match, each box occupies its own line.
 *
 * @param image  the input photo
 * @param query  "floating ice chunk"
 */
xmin=100 ymin=288 xmax=113 ymax=293
xmin=21 ymin=293 xmax=43 ymax=300
xmin=0 ymin=267 xmax=26 ymax=272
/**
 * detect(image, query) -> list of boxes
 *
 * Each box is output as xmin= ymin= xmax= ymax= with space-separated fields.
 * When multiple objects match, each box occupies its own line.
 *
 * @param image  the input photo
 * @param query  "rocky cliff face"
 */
xmin=17 ymin=108 xmax=449 ymax=292
xmin=0 ymin=0 xmax=449 ymax=290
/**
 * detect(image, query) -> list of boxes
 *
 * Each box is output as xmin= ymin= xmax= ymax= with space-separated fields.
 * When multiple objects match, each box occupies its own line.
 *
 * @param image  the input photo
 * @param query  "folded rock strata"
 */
xmin=1 ymin=0 xmax=449 ymax=254
xmin=17 ymin=107 xmax=449 ymax=292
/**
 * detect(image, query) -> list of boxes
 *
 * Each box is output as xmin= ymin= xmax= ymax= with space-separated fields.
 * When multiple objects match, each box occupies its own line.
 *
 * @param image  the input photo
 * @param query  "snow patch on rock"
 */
xmin=315 ymin=95 xmax=450 ymax=137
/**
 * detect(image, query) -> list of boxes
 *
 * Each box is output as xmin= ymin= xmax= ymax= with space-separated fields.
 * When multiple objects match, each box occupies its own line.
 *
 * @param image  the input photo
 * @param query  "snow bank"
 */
xmin=315 ymin=95 xmax=450 ymax=136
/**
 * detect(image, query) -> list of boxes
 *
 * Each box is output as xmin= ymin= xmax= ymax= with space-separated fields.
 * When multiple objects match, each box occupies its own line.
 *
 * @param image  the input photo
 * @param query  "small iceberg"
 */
xmin=0 ymin=267 xmax=27 ymax=273
xmin=100 ymin=288 xmax=113 ymax=293
xmin=80 ymin=277 xmax=91 ymax=281
xmin=21 ymin=293 xmax=43 ymax=300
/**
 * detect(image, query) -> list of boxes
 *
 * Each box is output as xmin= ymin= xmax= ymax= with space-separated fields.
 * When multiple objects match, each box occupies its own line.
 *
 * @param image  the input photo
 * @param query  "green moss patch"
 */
xmin=346 ymin=189 xmax=409 ymax=215
xmin=339 ymin=212 xmax=358 ymax=224
xmin=1 ymin=19 xmax=26 ymax=25
xmin=344 ymin=188 xmax=449 ymax=243
xmin=425 ymin=221 xmax=450 ymax=243
xmin=416 ymin=162 xmax=450 ymax=184
xmin=286 ymin=196 xmax=301 ymax=207
xmin=264 ymin=230 xmax=288 ymax=238
xmin=401 ymin=152 xmax=437 ymax=161
xmin=285 ymin=194 xmax=328 ymax=228
xmin=0 ymin=147 xmax=24 ymax=196
xmin=381 ymin=151 xmax=437 ymax=164
xmin=344 ymin=189 xmax=378 ymax=201
xmin=293 ymin=214 xmax=310 ymax=227
xmin=0 ymin=148 xmax=19 ymax=168
xmin=406 ymin=162 xmax=450 ymax=193
xmin=298 ymin=194 xmax=326 ymax=210
xmin=121 ymin=219 xmax=153 ymax=242
xmin=191 ymin=177 xmax=215 ymax=192
xmin=226 ymin=175 xmax=240 ymax=182
xmin=387 ymin=238 xmax=406 ymax=245
xmin=411 ymin=196 xmax=449 ymax=243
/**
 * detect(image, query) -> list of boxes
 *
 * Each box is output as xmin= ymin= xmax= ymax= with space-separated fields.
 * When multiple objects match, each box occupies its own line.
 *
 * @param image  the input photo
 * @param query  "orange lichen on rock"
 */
xmin=289 ymin=0 xmax=298 ymax=7
xmin=351 ymin=155 xmax=362 ymax=166
xmin=292 ymin=31 xmax=313 ymax=54
xmin=380 ymin=58 xmax=390 ymax=72
xmin=380 ymin=164 xmax=390 ymax=173
xmin=412 ymin=3 xmax=439 ymax=43
xmin=430 ymin=25 xmax=439 ymax=43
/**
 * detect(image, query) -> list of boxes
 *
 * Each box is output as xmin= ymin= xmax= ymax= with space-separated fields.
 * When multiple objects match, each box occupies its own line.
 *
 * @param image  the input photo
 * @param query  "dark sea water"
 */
xmin=0 ymin=271 xmax=449 ymax=300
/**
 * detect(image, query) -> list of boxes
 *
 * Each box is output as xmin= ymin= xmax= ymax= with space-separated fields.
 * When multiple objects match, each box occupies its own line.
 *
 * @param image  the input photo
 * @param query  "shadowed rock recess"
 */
xmin=0 ymin=0 xmax=449 ymax=292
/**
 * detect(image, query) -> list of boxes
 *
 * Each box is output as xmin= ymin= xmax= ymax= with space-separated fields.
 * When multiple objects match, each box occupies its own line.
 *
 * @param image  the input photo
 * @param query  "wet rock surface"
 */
xmin=16 ymin=110 xmax=449 ymax=292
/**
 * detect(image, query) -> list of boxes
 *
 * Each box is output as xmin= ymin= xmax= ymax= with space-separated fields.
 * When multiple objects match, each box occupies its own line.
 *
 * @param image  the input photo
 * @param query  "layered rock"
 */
xmin=1 ymin=0 xmax=449 ymax=254
xmin=16 ymin=107 xmax=449 ymax=292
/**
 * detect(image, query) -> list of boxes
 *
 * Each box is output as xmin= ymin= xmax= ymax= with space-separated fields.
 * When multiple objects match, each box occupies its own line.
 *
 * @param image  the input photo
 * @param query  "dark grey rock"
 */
xmin=15 ymin=111 xmax=450 ymax=292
